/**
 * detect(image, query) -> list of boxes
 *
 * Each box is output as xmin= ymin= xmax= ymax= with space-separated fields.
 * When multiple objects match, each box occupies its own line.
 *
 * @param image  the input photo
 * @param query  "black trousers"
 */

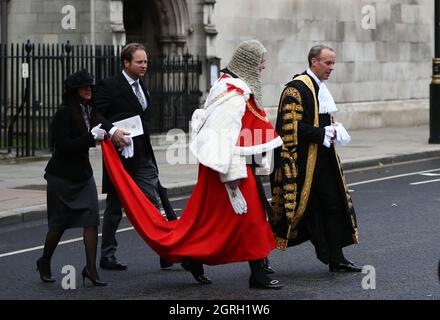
xmin=101 ymin=158 xmax=161 ymax=259
xmin=310 ymin=144 xmax=346 ymax=264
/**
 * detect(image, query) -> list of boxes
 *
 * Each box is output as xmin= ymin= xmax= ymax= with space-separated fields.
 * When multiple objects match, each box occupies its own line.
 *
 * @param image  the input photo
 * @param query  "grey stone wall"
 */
xmin=211 ymin=0 xmax=434 ymax=128
xmin=7 ymin=0 xmax=112 ymax=44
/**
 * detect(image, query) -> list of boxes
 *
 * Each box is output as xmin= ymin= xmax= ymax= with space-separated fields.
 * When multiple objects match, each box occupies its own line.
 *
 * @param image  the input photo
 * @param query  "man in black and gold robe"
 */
xmin=270 ymin=45 xmax=362 ymax=272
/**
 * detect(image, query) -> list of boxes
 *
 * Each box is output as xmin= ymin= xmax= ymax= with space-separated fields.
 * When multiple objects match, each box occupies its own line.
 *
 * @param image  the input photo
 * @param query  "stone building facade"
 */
xmin=0 ymin=0 xmax=435 ymax=129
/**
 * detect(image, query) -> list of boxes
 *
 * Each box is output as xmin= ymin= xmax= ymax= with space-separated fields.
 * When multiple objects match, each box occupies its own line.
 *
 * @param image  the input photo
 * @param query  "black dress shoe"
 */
xmin=249 ymin=275 xmax=283 ymax=290
xmin=36 ymin=257 xmax=55 ymax=283
xmin=184 ymin=259 xmax=212 ymax=285
xmin=329 ymin=260 xmax=362 ymax=273
xmin=100 ymin=257 xmax=127 ymax=271
xmin=160 ymin=258 xmax=173 ymax=269
xmin=262 ymin=257 xmax=275 ymax=274
xmin=193 ymin=274 xmax=212 ymax=285
xmin=181 ymin=259 xmax=191 ymax=271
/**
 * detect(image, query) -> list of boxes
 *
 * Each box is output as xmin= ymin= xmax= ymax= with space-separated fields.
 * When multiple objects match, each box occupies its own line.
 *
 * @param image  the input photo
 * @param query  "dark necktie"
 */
xmin=132 ymin=81 xmax=147 ymax=110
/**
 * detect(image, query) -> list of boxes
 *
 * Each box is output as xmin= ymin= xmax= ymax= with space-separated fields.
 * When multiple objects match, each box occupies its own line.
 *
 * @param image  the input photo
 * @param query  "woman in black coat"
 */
xmin=36 ymin=70 xmax=107 ymax=286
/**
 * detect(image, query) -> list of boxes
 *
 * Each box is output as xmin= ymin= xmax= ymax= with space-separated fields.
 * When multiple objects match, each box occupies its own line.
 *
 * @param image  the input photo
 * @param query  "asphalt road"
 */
xmin=1 ymin=158 xmax=440 ymax=302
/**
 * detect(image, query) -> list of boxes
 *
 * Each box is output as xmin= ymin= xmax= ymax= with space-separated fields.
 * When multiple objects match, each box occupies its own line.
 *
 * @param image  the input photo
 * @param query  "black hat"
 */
xmin=63 ymin=69 xmax=94 ymax=94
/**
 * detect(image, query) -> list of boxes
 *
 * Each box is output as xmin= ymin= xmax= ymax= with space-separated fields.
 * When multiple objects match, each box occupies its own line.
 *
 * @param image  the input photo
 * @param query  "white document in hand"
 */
xmin=112 ymin=115 xmax=144 ymax=138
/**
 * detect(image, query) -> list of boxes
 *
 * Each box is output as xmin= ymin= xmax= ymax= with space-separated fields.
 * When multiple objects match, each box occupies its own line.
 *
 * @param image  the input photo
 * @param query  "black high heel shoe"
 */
xmin=82 ymin=267 xmax=107 ymax=287
xmin=36 ymin=257 xmax=55 ymax=283
xmin=184 ymin=259 xmax=212 ymax=285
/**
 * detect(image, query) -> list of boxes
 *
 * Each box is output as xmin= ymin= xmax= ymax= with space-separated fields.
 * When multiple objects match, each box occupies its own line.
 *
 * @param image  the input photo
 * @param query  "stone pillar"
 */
xmin=110 ymin=0 xmax=126 ymax=46
xmin=203 ymin=0 xmax=217 ymax=57
xmin=159 ymin=36 xmax=173 ymax=56
xmin=203 ymin=0 xmax=219 ymax=92
xmin=175 ymin=36 xmax=187 ymax=55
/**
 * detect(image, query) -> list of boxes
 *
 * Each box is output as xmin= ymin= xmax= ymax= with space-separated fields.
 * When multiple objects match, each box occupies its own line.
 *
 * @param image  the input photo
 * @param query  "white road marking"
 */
xmin=410 ymin=178 xmax=440 ymax=186
xmin=420 ymin=173 xmax=440 ymax=177
xmin=347 ymin=168 xmax=440 ymax=187
xmin=1 ymin=209 xmax=184 ymax=259
xmin=0 ymin=227 xmax=134 ymax=259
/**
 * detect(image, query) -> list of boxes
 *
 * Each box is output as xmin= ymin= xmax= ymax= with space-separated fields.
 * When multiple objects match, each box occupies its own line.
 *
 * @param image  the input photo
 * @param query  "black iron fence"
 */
xmin=0 ymin=41 xmax=203 ymax=157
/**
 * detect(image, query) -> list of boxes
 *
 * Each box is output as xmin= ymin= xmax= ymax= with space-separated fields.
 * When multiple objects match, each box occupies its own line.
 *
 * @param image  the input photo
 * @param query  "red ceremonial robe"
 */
xmin=101 ymin=96 xmax=282 ymax=265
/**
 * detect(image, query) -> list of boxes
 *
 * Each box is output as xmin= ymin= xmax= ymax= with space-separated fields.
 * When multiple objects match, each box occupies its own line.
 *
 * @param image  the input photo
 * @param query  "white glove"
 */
xmin=334 ymin=123 xmax=351 ymax=146
xmin=119 ymin=136 xmax=134 ymax=158
xmin=255 ymin=155 xmax=270 ymax=176
xmin=225 ymin=184 xmax=247 ymax=215
xmin=91 ymin=123 xmax=106 ymax=141
xmin=323 ymin=125 xmax=335 ymax=148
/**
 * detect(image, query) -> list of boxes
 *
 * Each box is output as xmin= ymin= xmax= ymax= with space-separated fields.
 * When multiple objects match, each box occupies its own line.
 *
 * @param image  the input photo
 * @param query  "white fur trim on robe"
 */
xmin=219 ymin=152 xmax=247 ymax=183
xmin=235 ymin=136 xmax=283 ymax=156
xmin=190 ymin=78 xmax=251 ymax=182
xmin=203 ymin=77 xmax=251 ymax=108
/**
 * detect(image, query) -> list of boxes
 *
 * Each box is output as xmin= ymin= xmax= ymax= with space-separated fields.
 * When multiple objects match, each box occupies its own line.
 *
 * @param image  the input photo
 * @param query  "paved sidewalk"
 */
xmin=1 ymin=125 xmax=439 ymax=226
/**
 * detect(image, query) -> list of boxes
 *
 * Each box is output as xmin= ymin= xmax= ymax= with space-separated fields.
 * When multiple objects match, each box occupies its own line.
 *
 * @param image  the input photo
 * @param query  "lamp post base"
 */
xmin=429 ymin=58 xmax=440 ymax=144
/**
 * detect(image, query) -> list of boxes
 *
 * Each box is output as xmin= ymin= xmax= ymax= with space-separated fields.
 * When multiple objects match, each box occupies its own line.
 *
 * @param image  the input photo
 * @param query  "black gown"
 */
xmin=270 ymin=72 xmax=359 ymax=263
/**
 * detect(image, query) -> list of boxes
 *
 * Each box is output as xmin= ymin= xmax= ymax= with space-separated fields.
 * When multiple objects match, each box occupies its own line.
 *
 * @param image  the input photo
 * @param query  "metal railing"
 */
xmin=0 ymin=41 xmax=203 ymax=157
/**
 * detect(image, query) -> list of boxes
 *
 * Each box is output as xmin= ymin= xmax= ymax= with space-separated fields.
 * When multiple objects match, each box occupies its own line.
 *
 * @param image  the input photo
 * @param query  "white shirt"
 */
xmin=109 ymin=70 xmax=148 ymax=137
xmin=122 ymin=70 xmax=148 ymax=109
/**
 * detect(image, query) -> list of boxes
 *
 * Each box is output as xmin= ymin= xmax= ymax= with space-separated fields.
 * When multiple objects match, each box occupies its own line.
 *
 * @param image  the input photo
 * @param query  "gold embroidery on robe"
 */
xmin=281 ymin=87 xmax=302 ymax=104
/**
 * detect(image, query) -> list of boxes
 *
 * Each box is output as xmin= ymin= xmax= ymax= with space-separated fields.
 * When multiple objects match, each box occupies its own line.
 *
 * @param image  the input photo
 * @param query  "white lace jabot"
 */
xmin=307 ymin=69 xmax=338 ymax=114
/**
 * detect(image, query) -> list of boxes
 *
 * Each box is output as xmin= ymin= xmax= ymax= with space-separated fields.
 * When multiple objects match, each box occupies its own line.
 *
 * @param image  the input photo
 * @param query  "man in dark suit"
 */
xmin=94 ymin=43 xmax=176 ymax=271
